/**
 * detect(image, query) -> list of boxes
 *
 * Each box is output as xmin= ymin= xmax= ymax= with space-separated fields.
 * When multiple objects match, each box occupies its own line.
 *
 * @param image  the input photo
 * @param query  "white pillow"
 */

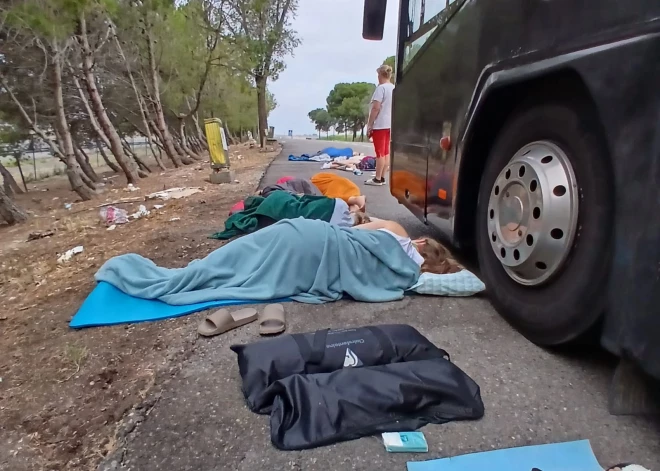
xmin=409 ymin=270 xmax=485 ymax=297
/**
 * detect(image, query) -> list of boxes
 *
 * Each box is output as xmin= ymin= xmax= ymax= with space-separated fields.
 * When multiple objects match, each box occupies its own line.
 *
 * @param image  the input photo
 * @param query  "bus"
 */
xmin=362 ymin=0 xmax=660 ymax=385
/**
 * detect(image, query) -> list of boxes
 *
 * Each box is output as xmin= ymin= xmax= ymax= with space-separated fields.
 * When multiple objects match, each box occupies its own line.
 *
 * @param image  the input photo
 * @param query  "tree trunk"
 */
xmin=96 ymin=140 xmax=121 ymax=173
xmin=255 ymin=75 xmax=268 ymax=148
xmin=121 ymin=140 xmax=151 ymax=175
xmin=178 ymin=119 xmax=202 ymax=160
xmin=0 ymin=185 xmax=27 ymax=224
xmin=111 ymin=27 xmax=167 ymax=172
xmin=74 ymin=144 xmax=100 ymax=183
xmin=146 ymin=28 xmax=184 ymax=166
xmin=191 ymin=113 xmax=208 ymax=149
xmin=317 ymin=129 xmax=320 ymax=139
xmin=188 ymin=136 xmax=202 ymax=154
xmin=171 ymin=132 xmax=188 ymax=160
xmin=360 ymin=127 xmax=364 ymax=142
xmin=51 ymin=46 xmax=94 ymax=201
xmin=78 ymin=13 xmax=140 ymax=184
xmin=0 ymin=161 xmax=23 ymax=195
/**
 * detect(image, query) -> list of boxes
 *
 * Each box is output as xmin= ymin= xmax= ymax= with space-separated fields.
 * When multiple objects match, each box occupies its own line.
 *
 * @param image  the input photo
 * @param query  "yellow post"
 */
xmin=204 ymin=118 xmax=229 ymax=168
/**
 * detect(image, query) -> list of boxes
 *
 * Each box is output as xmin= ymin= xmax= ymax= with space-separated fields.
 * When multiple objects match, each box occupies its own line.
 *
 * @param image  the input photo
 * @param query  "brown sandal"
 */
xmin=259 ymin=304 xmax=286 ymax=336
xmin=198 ymin=308 xmax=258 ymax=337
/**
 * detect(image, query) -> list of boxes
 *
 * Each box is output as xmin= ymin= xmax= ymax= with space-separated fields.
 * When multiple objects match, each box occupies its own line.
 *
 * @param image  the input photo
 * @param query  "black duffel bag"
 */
xmin=268 ymin=357 xmax=485 ymax=450
xmin=230 ymin=324 xmax=448 ymax=414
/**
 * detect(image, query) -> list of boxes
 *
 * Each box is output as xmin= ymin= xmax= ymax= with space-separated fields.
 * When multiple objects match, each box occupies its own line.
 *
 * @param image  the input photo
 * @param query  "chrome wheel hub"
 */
xmin=487 ymin=140 xmax=579 ymax=286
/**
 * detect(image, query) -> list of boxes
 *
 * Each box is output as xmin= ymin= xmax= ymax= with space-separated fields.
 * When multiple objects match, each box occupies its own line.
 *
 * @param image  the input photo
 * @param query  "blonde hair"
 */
xmin=352 ymin=212 xmax=371 ymax=226
xmin=377 ymin=64 xmax=393 ymax=80
xmin=417 ymin=238 xmax=462 ymax=274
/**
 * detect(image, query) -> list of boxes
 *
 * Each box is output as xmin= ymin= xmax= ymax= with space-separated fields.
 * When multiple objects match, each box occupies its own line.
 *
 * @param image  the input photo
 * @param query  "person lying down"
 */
xmin=95 ymin=218 xmax=459 ymax=307
xmin=210 ymin=190 xmax=370 ymax=240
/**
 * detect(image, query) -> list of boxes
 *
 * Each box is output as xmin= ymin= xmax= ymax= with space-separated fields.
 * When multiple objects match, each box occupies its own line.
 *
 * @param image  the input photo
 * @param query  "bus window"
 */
xmin=403 ymin=0 xmax=456 ymax=70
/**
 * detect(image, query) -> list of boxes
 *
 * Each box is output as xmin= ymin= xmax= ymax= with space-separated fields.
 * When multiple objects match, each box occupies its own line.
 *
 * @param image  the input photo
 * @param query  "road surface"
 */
xmin=100 ymin=138 xmax=659 ymax=471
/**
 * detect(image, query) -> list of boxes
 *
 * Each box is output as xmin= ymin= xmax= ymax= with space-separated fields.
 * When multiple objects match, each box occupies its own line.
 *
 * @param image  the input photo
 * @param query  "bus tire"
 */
xmin=475 ymin=101 xmax=613 ymax=346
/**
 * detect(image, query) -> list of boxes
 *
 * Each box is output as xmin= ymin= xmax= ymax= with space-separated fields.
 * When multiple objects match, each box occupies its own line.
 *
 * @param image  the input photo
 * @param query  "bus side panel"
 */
xmin=390 ymin=77 xmax=431 ymax=221
xmin=572 ymin=35 xmax=660 ymax=379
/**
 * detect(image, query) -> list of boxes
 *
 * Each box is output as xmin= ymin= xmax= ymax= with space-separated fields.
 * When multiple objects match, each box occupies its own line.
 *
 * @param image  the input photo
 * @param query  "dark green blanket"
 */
xmin=211 ymin=191 xmax=336 ymax=240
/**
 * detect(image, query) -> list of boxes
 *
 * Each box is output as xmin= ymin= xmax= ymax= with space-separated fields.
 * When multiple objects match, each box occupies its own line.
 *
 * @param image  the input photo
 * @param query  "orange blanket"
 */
xmin=311 ymin=173 xmax=360 ymax=203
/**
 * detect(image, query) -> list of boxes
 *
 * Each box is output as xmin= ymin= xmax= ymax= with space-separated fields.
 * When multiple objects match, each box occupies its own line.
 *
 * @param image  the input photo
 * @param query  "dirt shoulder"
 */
xmin=0 ymin=144 xmax=280 ymax=470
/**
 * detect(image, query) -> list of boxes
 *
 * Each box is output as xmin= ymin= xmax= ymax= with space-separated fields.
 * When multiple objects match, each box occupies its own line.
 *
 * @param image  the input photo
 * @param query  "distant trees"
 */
xmin=308 ymin=82 xmax=375 ymax=142
xmin=307 ymin=109 xmax=332 ymax=138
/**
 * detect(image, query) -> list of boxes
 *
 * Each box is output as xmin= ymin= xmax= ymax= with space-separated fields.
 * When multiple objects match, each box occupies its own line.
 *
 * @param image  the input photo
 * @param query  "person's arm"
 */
xmin=367 ymin=86 xmax=384 ymax=132
xmin=367 ymin=102 xmax=381 ymax=131
xmin=353 ymin=218 xmax=409 ymax=238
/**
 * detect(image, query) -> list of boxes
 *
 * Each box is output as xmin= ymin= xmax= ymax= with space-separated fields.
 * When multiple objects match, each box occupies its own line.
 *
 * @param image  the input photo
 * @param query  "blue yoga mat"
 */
xmin=407 ymin=440 xmax=603 ymax=471
xmin=70 ymin=282 xmax=290 ymax=329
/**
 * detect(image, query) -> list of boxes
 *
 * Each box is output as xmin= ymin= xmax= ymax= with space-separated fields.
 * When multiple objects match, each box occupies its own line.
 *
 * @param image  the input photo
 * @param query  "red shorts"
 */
xmin=372 ymin=129 xmax=391 ymax=158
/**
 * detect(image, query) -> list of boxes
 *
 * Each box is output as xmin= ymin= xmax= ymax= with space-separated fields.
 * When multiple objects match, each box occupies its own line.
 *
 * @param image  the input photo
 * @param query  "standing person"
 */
xmin=365 ymin=64 xmax=395 ymax=186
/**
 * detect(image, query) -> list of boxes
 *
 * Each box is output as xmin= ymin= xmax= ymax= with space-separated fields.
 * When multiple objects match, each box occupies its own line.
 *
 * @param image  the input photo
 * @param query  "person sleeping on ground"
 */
xmin=310 ymin=172 xmax=367 ymax=211
xmin=354 ymin=217 xmax=462 ymax=275
xmin=211 ymin=191 xmax=371 ymax=240
xmin=95 ymin=218 xmax=458 ymax=307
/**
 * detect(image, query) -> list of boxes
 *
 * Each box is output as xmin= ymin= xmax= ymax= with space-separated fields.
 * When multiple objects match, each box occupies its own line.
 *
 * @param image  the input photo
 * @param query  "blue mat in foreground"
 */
xmin=407 ymin=440 xmax=603 ymax=471
xmin=70 ymin=282 xmax=291 ymax=329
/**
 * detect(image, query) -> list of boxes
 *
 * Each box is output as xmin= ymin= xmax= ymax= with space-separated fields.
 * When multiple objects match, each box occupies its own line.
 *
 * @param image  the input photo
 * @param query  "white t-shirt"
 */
xmin=371 ymin=82 xmax=395 ymax=130
xmin=378 ymin=229 xmax=424 ymax=266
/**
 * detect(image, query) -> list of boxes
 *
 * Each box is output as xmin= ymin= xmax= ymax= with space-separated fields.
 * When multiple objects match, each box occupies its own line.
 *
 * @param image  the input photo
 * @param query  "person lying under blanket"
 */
xmin=211 ymin=191 xmax=371 ymax=240
xmin=355 ymin=217 xmax=462 ymax=275
xmin=95 ymin=218 xmax=458 ymax=307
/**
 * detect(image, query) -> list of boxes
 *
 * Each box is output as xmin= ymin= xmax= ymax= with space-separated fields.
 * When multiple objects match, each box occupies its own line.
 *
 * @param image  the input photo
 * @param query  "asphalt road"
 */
xmin=101 ymin=139 xmax=660 ymax=471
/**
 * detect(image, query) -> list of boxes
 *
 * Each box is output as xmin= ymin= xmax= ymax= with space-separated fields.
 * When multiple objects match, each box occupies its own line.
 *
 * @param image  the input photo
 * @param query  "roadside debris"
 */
xmin=99 ymin=206 xmax=129 ymax=225
xmin=97 ymin=197 xmax=142 ymax=208
xmin=107 ymin=225 xmax=116 ymax=231
xmin=130 ymin=205 xmax=150 ymax=220
xmin=58 ymin=246 xmax=84 ymax=264
xmin=27 ymin=230 xmax=55 ymax=242
xmin=169 ymin=217 xmax=181 ymax=222
xmin=146 ymin=187 xmax=202 ymax=201
xmin=64 ymin=203 xmax=72 ymax=210
xmin=153 ymin=204 xmax=165 ymax=210
xmin=125 ymin=183 xmax=140 ymax=192
xmin=382 ymin=432 xmax=428 ymax=453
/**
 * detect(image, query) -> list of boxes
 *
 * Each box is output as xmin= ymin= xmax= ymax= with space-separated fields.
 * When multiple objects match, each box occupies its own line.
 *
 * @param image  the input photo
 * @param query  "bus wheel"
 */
xmin=476 ymin=102 xmax=613 ymax=346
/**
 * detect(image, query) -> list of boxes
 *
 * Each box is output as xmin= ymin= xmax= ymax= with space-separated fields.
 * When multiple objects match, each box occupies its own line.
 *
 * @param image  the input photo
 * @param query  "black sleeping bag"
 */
xmin=230 ymin=324 xmax=448 ymax=414
xmin=268 ymin=357 xmax=485 ymax=450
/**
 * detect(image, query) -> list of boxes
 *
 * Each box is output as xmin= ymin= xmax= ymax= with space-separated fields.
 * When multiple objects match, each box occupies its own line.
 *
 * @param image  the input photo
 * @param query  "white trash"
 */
xmin=58 ymin=246 xmax=84 ymax=264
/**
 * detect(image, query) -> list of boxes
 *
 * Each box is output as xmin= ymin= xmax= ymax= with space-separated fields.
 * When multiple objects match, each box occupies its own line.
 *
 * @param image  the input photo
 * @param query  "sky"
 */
xmin=268 ymin=0 xmax=399 ymax=136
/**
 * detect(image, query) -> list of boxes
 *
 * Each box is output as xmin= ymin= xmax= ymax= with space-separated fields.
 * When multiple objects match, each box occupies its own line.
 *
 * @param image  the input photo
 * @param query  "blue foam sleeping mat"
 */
xmin=69 ymin=281 xmax=290 ymax=329
xmin=69 ymin=271 xmax=485 ymax=329
xmin=407 ymin=440 xmax=603 ymax=471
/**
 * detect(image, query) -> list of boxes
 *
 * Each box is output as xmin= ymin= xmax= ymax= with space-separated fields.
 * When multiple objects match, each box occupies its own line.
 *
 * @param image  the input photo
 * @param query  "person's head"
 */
xmin=413 ymin=238 xmax=461 ymax=274
xmin=376 ymin=64 xmax=393 ymax=84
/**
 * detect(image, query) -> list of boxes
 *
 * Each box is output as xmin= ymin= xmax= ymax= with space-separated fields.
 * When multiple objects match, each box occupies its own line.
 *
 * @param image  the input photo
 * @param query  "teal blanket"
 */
xmin=95 ymin=218 xmax=421 ymax=305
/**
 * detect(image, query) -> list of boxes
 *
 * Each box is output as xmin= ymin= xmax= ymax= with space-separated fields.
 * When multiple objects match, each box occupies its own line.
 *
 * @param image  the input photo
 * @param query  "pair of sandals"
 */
xmin=198 ymin=304 xmax=286 ymax=337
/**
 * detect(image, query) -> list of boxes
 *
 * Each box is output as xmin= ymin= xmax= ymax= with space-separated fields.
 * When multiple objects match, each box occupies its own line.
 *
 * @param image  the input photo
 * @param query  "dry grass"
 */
xmin=0 ymin=143 xmax=281 ymax=470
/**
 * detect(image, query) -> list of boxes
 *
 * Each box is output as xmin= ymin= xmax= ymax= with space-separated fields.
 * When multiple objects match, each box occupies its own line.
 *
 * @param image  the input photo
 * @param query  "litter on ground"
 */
xmin=27 ymin=230 xmax=55 ymax=242
xmin=130 ymin=205 xmax=150 ymax=219
xmin=99 ymin=206 xmax=129 ymax=225
xmin=58 ymin=246 xmax=84 ymax=264
xmin=146 ymin=187 xmax=202 ymax=201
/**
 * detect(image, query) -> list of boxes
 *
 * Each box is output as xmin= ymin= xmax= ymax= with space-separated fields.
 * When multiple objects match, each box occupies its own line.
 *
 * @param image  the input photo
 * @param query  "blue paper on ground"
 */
xmin=69 ymin=281 xmax=290 ymax=329
xmin=407 ymin=440 xmax=603 ymax=471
